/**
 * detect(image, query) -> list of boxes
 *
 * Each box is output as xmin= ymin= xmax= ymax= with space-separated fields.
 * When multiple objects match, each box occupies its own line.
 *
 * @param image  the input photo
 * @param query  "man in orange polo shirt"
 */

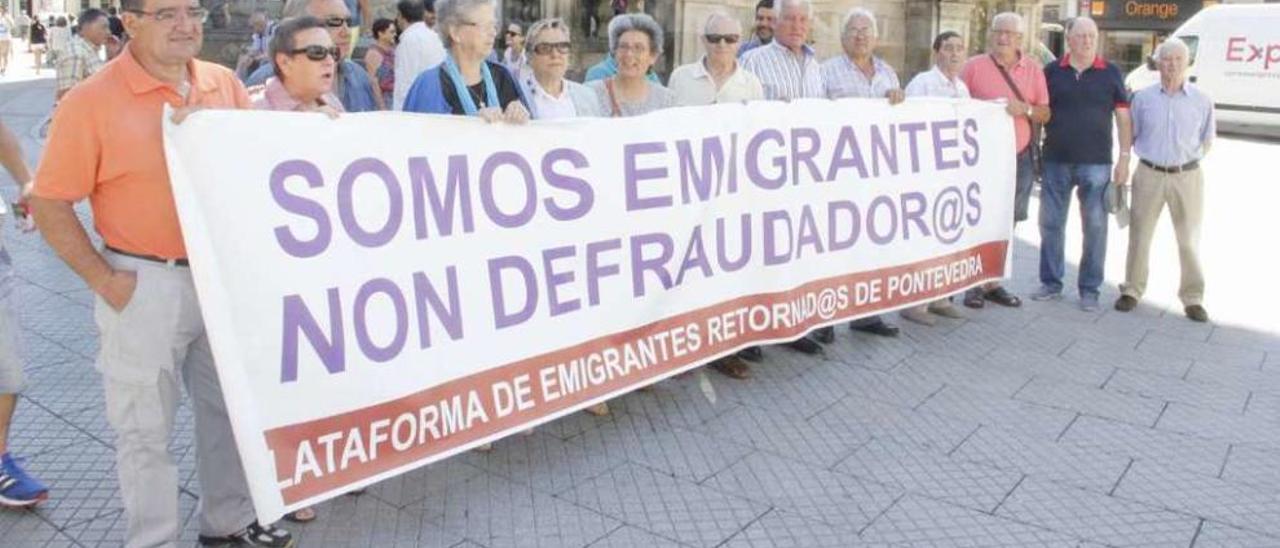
xmin=960 ymin=11 xmax=1050 ymax=309
xmin=29 ymin=0 xmax=295 ymax=546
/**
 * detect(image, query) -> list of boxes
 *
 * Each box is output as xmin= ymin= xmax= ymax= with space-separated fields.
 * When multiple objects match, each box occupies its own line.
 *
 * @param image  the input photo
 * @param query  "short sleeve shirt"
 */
xmin=961 ymin=53 xmax=1049 ymax=153
xmin=904 ymin=66 xmax=970 ymax=99
xmin=1042 ymin=55 xmax=1130 ymax=164
xmin=821 ymin=55 xmax=900 ymax=99
xmin=741 ymin=41 xmax=824 ymax=101
xmin=668 ymin=58 xmax=765 ymax=106
xmin=32 ymin=46 xmax=252 ymax=259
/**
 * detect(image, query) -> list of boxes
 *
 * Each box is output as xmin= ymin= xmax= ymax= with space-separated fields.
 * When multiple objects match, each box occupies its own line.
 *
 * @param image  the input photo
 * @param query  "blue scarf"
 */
xmin=443 ymin=54 xmax=499 ymax=116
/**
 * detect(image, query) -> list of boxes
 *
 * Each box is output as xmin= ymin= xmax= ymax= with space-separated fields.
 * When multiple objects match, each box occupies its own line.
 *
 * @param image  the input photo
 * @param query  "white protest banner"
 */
xmin=163 ymin=98 xmax=1015 ymax=520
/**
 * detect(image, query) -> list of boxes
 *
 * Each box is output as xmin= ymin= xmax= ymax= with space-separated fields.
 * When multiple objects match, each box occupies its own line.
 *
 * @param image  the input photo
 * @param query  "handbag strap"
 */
xmin=604 ymin=77 xmax=623 ymax=118
xmin=989 ymin=54 xmax=1028 ymax=104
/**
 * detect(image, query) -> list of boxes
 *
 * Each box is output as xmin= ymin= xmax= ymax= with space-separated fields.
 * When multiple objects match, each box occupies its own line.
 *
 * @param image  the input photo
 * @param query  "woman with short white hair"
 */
xmin=586 ymin=13 xmax=675 ymax=117
xmin=521 ymin=17 xmax=600 ymax=119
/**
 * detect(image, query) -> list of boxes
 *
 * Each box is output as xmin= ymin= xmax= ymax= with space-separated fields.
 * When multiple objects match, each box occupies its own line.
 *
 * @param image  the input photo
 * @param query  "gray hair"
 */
xmin=775 ymin=0 xmax=814 ymax=18
xmin=1066 ymin=16 xmax=1097 ymax=35
xmin=607 ymin=13 xmax=664 ymax=56
xmin=841 ymin=7 xmax=877 ymax=39
xmin=282 ymin=0 xmax=325 ymax=18
xmin=1154 ymin=36 xmax=1190 ymax=61
xmin=702 ymin=10 xmax=741 ymax=35
xmin=990 ymin=12 xmax=1024 ymax=33
xmin=436 ymin=0 xmax=495 ymax=49
xmin=526 ymin=17 xmax=571 ymax=52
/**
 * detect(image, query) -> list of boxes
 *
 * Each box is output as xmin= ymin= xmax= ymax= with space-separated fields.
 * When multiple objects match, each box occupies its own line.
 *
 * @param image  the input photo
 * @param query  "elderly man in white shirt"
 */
xmin=821 ymin=7 xmax=904 ymax=103
xmin=897 ymin=30 xmax=970 ymax=326
xmin=520 ymin=18 xmax=600 ymax=119
xmin=393 ymin=0 xmax=446 ymax=110
xmin=741 ymin=0 xmax=823 ymax=102
xmin=669 ymin=12 xmax=764 ymax=106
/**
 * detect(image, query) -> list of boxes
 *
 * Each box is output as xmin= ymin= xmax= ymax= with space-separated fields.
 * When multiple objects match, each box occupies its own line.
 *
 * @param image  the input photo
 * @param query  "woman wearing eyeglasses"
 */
xmin=402 ymin=0 xmax=529 ymax=124
xmin=249 ymin=16 xmax=344 ymax=116
xmin=520 ymin=18 xmax=599 ymax=120
xmin=586 ymin=13 xmax=674 ymax=118
xmin=668 ymin=11 xmax=763 ymax=108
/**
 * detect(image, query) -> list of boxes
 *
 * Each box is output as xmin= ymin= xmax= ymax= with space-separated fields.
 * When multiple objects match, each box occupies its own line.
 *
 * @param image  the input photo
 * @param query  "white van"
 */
xmin=1125 ymin=4 xmax=1280 ymax=137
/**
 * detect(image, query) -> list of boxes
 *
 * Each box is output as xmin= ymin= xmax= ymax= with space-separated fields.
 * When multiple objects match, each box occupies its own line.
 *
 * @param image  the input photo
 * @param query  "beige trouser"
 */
xmin=95 ymin=252 xmax=255 ymax=547
xmin=1120 ymin=162 xmax=1205 ymax=306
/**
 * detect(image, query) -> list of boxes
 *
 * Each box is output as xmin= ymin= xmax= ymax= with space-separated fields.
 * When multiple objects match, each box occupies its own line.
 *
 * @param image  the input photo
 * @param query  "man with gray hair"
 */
xmin=246 ymin=0 xmax=385 ymax=111
xmin=960 ymin=11 xmax=1049 ymax=309
xmin=821 ymin=8 xmax=904 ymax=104
xmin=668 ymin=11 xmax=763 ymax=107
xmin=1114 ymin=37 xmax=1214 ymax=322
xmin=741 ymin=0 xmax=822 ymax=102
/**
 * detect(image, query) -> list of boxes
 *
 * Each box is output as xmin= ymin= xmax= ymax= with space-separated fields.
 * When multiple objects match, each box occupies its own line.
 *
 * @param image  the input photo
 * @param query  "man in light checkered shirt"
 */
xmin=55 ymin=9 xmax=110 ymax=101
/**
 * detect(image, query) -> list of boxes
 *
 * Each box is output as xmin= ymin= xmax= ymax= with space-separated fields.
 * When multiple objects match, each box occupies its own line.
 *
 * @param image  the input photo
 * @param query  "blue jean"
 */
xmin=1038 ymin=162 xmax=1110 ymax=298
xmin=1014 ymin=149 xmax=1035 ymax=223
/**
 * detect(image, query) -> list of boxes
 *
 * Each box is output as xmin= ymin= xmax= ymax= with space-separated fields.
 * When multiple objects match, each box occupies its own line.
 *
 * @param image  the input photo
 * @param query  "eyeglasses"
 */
xmin=532 ymin=41 xmax=571 ymax=55
xmin=323 ymin=16 xmax=353 ymax=28
xmin=289 ymin=44 xmax=341 ymax=62
xmin=704 ymin=34 xmax=740 ymax=45
xmin=125 ymin=7 xmax=208 ymax=24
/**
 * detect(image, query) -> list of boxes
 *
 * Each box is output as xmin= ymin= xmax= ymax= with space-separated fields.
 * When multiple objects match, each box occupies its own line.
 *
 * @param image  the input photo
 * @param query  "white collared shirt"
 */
xmin=668 ymin=57 xmax=765 ymax=106
xmin=905 ymin=66 xmax=971 ymax=99
xmin=525 ymin=76 xmax=578 ymax=119
xmin=741 ymin=41 xmax=824 ymax=101
xmin=393 ymin=21 xmax=446 ymax=110
xmin=821 ymin=55 xmax=900 ymax=99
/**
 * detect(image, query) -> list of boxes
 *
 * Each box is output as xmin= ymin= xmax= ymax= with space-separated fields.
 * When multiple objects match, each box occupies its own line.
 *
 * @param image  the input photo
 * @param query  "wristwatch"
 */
xmin=1025 ymin=105 xmax=1032 ymax=117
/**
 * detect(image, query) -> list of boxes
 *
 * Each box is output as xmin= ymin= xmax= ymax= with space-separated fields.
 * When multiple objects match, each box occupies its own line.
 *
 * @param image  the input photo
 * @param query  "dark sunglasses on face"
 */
xmin=532 ymin=41 xmax=572 ymax=55
xmin=704 ymin=34 xmax=740 ymax=45
xmin=290 ymin=44 xmax=341 ymax=61
xmin=323 ymin=16 xmax=353 ymax=28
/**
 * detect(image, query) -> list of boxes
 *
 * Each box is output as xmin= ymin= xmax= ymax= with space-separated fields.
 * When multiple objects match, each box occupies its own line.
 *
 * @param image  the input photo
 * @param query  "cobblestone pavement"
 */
xmin=3 ymin=68 xmax=1279 ymax=547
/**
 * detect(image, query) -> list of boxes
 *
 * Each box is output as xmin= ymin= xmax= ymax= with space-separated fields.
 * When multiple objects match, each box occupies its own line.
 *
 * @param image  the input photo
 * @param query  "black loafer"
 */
xmin=737 ymin=346 xmax=764 ymax=362
xmin=983 ymin=287 xmax=1022 ymax=307
xmin=812 ymin=326 xmax=836 ymax=344
xmin=787 ymin=337 xmax=823 ymax=355
xmin=1185 ymin=304 xmax=1209 ymax=323
xmin=963 ymin=288 xmax=986 ymax=309
xmin=1114 ymin=295 xmax=1138 ymax=312
xmin=851 ymin=320 xmax=900 ymax=338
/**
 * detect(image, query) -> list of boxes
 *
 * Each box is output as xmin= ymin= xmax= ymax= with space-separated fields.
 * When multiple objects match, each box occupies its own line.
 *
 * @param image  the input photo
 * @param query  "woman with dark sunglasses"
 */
xmin=520 ymin=17 xmax=599 ymax=119
xmin=249 ymin=16 xmax=345 ymax=116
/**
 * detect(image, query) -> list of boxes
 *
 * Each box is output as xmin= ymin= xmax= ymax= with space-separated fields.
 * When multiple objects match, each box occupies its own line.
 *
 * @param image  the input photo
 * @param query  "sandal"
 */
xmin=283 ymin=506 xmax=316 ymax=523
xmin=983 ymin=287 xmax=1022 ymax=308
xmin=963 ymin=288 xmax=985 ymax=309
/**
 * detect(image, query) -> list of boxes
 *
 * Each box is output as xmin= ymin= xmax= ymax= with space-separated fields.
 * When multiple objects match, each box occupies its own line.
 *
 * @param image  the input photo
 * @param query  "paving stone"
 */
xmin=0 ymin=511 xmax=76 ymax=547
xmin=1062 ymin=339 xmax=1193 ymax=379
xmin=16 ymin=295 xmax=97 ymax=358
xmin=7 ymin=397 xmax=97 ymax=458
xmin=1104 ymin=368 xmax=1251 ymax=415
xmin=1187 ymin=360 xmax=1280 ymax=395
xmin=982 ymin=346 xmax=1116 ymax=389
xmin=996 ymin=478 xmax=1199 ymax=547
xmin=861 ymin=494 xmax=1078 ymax=547
xmin=585 ymin=525 xmax=686 ymax=547
xmin=1208 ymin=326 xmax=1280 ymax=354
xmin=604 ymin=375 xmax=741 ymax=428
xmin=16 ymin=326 xmax=83 ymax=369
xmin=1092 ymin=309 xmax=1215 ymax=343
xmin=290 ymin=493 xmax=463 ymax=548
xmin=721 ymin=509 xmax=896 ymax=547
xmin=918 ymin=385 xmax=1075 ymax=439
xmin=1220 ymin=445 xmax=1280 ymax=492
xmin=1243 ymin=391 xmax=1280 ymax=424
xmin=1059 ymin=415 xmax=1229 ymax=478
xmin=364 ymin=457 xmax=485 ymax=509
xmin=812 ymin=397 xmax=978 ymax=454
xmin=569 ymin=413 xmax=752 ymax=483
xmin=409 ymin=472 xmax=620 ymax=548
xmin=1138 ymin=333 xmax=1265 ymax=369
xmin=899 ymin=322 xmax=1004 ymax=361
xmin=1016 ymin=376 xmax=1166 ymax=427
xmin=712 ymin=363 xmax=850 ymax=420
xmin=561 ymin=462 xmax=767 ymax=548
xmin=532 ymin=406 xmax=622 ymax=442
xmin=21 ymin=437 xmax=122 ymax=527
xmin=21 ymin=360 xmax=103 ymax=416
xmin=1193 ymin=520 xmax=1280 ymax=547
xmin=1156 ymin=402 xmax=1280 ymax=451
xmin=62 ymin=492 xmax=197 ymax=547
xmin=835 ymin=437 xmax=1021 ymax=513
xmin=696 ymin=403 xmax=872 ymax=469
xmin=465 ymin=429 xmax=625 ymax=496
xmin=895 ymin=353 xmax=1032 ymax=398
xmin=822 ymin=329 xmax=919 ymax=371
xmin=802 ymin=363 xmax=944 ymax=409
xmin=1113 ymin=460 xmax=1280 ymax=538
xmin=703 ymin=451 xmax=901 ymax=534
xmin=951 ymin=426 xmax=1130 ymax=495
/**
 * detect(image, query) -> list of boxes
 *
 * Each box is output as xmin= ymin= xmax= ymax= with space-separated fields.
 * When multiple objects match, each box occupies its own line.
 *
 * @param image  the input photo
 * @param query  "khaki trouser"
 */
xmin=1120 ymin=162 xmax=1205 ymax=306
xmin=95 ymin=252 xmax=255 ymax=548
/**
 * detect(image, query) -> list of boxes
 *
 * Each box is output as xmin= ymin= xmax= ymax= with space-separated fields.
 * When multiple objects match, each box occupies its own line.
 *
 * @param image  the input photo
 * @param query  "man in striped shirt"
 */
xmin=740 ymin=0 xmax=822 ymax=102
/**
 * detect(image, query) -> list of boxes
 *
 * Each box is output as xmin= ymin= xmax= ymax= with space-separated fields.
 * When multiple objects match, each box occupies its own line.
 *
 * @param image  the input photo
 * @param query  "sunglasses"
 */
xmin=704 ymin=34 xmax=740 ymax=45
xmin=323 ymin=16 xmax=353 ymax=28
xmin=532 ymin=41 xmax=571 ymax=55
xmin=289 ymin=44 xmax=341 ymax=61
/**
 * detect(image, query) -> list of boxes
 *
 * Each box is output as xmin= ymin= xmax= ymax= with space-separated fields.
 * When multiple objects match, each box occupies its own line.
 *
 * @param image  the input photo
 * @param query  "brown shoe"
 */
xmin=1114 ymin=295 xmax=1138 ymax=312
xmin=1185 ymin=305 xmax=1209 ymax=323
xmin=585 ymin=402 xmax=610 ymax=416
xmin=712 ymin=356 xmax=752 ymax=380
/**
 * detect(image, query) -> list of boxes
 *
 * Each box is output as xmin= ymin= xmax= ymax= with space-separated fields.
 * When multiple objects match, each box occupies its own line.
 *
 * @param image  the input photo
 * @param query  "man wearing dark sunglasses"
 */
xmin=245 ymin=0 xmax=385 ymax=111
xmin=669 ymin=11 xmax=762 ymax=107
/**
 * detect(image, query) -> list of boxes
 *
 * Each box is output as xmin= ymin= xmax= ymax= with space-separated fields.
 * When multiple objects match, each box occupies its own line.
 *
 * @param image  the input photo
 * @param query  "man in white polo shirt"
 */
xmin=669 ymin=11 xmax=764 ymax=106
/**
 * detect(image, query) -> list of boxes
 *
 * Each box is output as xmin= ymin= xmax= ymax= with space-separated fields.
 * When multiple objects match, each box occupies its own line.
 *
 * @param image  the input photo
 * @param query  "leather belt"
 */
xmin=1140 ymin=158 xmax=1199 ymax=174
xmin=105 ymin=246 xmax=190 ymax=267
